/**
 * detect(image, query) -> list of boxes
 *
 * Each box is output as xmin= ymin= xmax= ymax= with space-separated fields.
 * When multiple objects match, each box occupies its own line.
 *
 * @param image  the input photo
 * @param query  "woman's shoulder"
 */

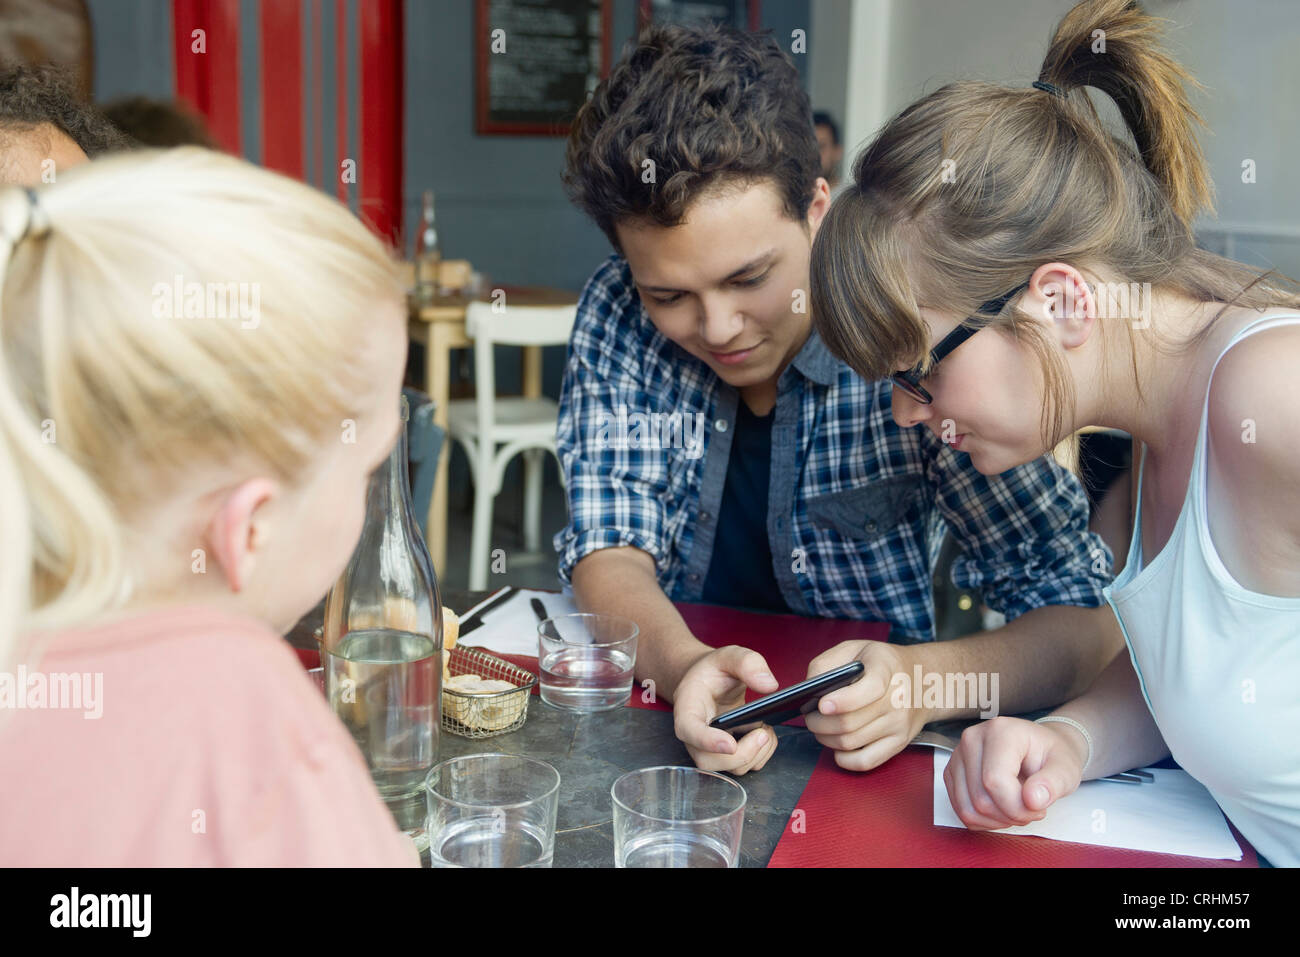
xmin=2 ymin=604 xmax=380 ymax=866
xmin=38 ymin=602 xmax=304 ymax=682
xmin=1204 ymin=308 xmax=1300 ymax=509
xmin=32 ymin=602 xmax=322 ymax=745
xmin=1204 ymin=309 xmax=1300 ymax=436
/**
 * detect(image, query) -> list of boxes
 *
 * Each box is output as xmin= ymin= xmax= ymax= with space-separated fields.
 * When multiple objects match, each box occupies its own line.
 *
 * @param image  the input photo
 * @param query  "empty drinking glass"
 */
xmin=425 ymin=753 xmax=560 ymax=868
xmin=537 ymin=614 xmax=638 ymax=711
xmin=611 ymin=766 xmax=747 ymax=868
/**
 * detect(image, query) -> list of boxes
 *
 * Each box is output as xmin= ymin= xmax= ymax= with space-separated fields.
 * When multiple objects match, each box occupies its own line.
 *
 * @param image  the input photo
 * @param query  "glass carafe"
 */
xmin=323 ymin=394 xmax=442 ymax=852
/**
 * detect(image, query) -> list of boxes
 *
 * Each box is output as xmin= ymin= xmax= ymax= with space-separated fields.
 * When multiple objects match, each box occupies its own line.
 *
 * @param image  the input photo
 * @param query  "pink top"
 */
xmin=0 ymin=604 xmax=420 ymax=867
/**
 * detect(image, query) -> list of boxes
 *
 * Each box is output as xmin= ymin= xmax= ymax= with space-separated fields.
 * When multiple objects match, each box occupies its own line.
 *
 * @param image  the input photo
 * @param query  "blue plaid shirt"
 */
xmin=554 ymin=256 xmax=1111 ymax=642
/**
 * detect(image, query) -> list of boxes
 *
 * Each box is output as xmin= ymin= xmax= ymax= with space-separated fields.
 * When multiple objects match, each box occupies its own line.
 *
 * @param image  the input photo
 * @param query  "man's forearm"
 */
xmin=570 ymin=547 xmax=713 ymax=702
xmin=906 ymin=603 xmax=1126 ymax=721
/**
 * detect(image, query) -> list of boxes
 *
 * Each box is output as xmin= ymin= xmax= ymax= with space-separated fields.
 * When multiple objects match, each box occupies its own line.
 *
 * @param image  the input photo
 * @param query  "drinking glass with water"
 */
xmin=537 ymin=614 xmax=638 ymax=711
xmin=425 ymin=754 xmax=560 ymax=867
xmin=612 ymin=766 xmax=746 ymax=867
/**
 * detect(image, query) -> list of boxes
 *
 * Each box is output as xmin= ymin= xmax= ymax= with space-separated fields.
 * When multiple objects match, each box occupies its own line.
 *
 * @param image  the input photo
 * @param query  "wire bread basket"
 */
xmin=441 ymin=645 xmax=537 ymax=738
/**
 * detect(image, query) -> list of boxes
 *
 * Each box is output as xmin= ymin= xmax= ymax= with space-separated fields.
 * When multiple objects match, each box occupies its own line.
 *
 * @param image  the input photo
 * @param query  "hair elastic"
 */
xmin=23 ymin=187 xmax=50 ymax=240
xmin=1032 ymin=80 xmax=1066 ymax=99
xmin=2 ymin=187 xmax=47 ymax=246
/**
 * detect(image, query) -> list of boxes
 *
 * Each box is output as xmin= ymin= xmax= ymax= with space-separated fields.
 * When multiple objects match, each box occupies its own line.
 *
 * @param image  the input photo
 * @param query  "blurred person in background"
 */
xmin=813 ymin=110 xmax=846 ymax=198
xmin=101 ymin=95 xmax=215 ymax=149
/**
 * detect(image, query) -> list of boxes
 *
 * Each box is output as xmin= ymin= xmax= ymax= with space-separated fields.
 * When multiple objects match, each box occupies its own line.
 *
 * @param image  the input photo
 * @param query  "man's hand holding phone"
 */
xmin=802 ymin=640 xmax=930 ymax=771
xmin=674 ymin=639 xmax=930 ymax=776
xmin=672 ymin=645 xmax=781 ymax=776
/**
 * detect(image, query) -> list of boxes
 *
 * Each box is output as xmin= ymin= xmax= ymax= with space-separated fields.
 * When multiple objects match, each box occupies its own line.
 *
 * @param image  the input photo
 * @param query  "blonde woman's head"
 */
xmin=0 ymin=146 xmax=407 ymax=670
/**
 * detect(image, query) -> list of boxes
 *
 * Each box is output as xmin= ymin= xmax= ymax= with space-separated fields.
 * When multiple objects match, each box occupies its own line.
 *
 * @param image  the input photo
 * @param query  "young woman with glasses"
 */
xmin=811 ymin=0 xmax=1300 ymax=865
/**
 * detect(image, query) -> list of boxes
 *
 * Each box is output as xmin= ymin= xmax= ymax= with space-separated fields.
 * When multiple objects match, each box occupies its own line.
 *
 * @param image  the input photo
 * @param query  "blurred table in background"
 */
xmin=405 ymin=266 xmax=577 ymax=575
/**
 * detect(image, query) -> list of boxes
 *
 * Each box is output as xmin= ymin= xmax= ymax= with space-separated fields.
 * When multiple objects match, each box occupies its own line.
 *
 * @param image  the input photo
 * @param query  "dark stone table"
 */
xmin=287 ymin=589 xmax=825 ymax=867
xmin=435 ymin=698 xmax=823 ymax=868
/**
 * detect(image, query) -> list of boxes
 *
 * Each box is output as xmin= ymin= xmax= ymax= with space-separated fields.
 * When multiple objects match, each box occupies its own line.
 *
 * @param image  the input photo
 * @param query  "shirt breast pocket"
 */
xmin=806 ymin=475 xmax=923 ymax=542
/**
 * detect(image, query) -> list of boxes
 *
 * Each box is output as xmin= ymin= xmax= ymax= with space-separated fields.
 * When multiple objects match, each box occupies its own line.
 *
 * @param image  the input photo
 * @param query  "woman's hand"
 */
xmin=943 ymin=715 xmax=1089 ymax=830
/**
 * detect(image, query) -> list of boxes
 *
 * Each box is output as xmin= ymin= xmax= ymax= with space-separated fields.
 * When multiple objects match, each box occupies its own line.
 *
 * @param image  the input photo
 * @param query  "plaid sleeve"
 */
xmin=922 ymin=430 xmax=1113 ymax=620
xmin=553 ymin=258 xmax=675 ymax=585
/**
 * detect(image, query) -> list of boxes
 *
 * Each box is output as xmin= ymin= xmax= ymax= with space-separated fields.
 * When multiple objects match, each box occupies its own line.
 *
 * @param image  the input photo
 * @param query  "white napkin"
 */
xmin=456 ymin=588 xmax=579 ymax=657
xmin=932 ymin=751 xmax=1243 ymax=860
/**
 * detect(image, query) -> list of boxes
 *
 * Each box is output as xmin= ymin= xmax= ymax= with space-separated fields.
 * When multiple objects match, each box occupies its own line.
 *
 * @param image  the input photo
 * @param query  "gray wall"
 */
xmin=808 ymin=0 xmax=850 ymax=137
xmin=87 ymin=0 xmax=174 ymax=100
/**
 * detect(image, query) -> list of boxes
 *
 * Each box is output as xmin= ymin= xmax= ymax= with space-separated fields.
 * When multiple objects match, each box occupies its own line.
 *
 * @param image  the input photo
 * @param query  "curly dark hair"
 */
xmin=0 ymin=64 xmax=133 ymax=157
xmin=563 ymin=23 xmax=820 ymax=250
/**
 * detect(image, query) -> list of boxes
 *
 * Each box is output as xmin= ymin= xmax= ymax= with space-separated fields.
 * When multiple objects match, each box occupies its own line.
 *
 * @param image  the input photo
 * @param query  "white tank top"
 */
xmin=1105 ymin=313 xmax=1300 ymax=868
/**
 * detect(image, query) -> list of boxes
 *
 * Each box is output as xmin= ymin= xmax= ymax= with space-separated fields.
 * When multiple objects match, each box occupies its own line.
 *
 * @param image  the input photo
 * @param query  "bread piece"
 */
xmin=445 ymin=675 xmax=512 ymax=694
xmin=442 ymin=606 xmax=459 ymax=650
xmin=442 ymin=675 xmax=524 ymax=731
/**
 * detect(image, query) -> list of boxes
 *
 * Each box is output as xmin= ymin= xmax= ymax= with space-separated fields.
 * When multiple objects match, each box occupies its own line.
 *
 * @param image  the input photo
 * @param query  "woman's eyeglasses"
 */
xmin=890 ymin=281 xmax=1031 ymax=405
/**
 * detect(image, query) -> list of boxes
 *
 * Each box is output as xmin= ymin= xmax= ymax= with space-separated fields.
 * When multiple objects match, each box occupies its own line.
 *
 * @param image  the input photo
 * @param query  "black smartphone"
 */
xmin=708 ymin=661 xmax=865 ymax=734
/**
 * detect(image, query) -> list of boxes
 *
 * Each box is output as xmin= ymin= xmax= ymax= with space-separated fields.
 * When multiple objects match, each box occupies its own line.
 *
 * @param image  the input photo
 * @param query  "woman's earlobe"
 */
xmin=1059 ymin=311 xmax=1094 ymax=350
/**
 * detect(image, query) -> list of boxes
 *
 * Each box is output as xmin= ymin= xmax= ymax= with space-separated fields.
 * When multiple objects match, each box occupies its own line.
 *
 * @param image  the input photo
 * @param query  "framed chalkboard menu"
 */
xmin=637 ymin=0 xmax=760 ymax=31
xmin=475 ymin=0 xmax=613 ymax=136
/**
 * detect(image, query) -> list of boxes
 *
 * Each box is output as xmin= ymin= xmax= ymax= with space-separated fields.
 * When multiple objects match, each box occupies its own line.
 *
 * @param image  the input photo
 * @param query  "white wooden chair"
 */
xmin=447 ymin=301 xmax=576 ymax=589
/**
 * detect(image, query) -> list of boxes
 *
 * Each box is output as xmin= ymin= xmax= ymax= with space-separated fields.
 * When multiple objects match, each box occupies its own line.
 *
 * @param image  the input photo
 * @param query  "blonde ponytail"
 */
xmin=0 ymin=185 xmax=124 ymax=682
xmin=1038 ymin=0 xmax=1214 ymax=226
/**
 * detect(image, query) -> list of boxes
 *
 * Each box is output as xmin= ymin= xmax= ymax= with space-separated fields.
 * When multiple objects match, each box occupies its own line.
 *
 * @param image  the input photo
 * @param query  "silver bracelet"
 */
xmin=1035 ymin=715 xmax=1093 ymax=774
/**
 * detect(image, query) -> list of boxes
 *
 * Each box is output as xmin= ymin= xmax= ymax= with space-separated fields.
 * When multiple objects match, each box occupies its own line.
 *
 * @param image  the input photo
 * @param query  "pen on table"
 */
xmin=530 ymin=598 xmax=548 ymax=623
xmin=458 ymin=586 xmax=517 ymax=637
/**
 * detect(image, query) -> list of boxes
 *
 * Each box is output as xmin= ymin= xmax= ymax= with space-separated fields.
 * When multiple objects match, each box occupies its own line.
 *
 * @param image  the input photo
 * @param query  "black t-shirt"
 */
xmin=701 ymin=399 xmax=792 ymax=614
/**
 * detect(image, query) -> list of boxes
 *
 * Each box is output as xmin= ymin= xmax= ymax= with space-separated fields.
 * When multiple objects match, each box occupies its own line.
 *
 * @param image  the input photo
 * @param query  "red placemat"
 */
xmin=767 ymin=748 xmax=1258 ymax=868
xmin=491 ymin=603 xmax=890 ymax=714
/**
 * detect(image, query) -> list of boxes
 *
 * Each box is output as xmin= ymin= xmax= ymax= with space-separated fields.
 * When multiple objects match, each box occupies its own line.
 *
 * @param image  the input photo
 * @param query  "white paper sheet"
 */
xmin=455 ymin=588 xmax=579 ymax=656
xmin=932 ymin=751 xmax=1243 ymax=860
